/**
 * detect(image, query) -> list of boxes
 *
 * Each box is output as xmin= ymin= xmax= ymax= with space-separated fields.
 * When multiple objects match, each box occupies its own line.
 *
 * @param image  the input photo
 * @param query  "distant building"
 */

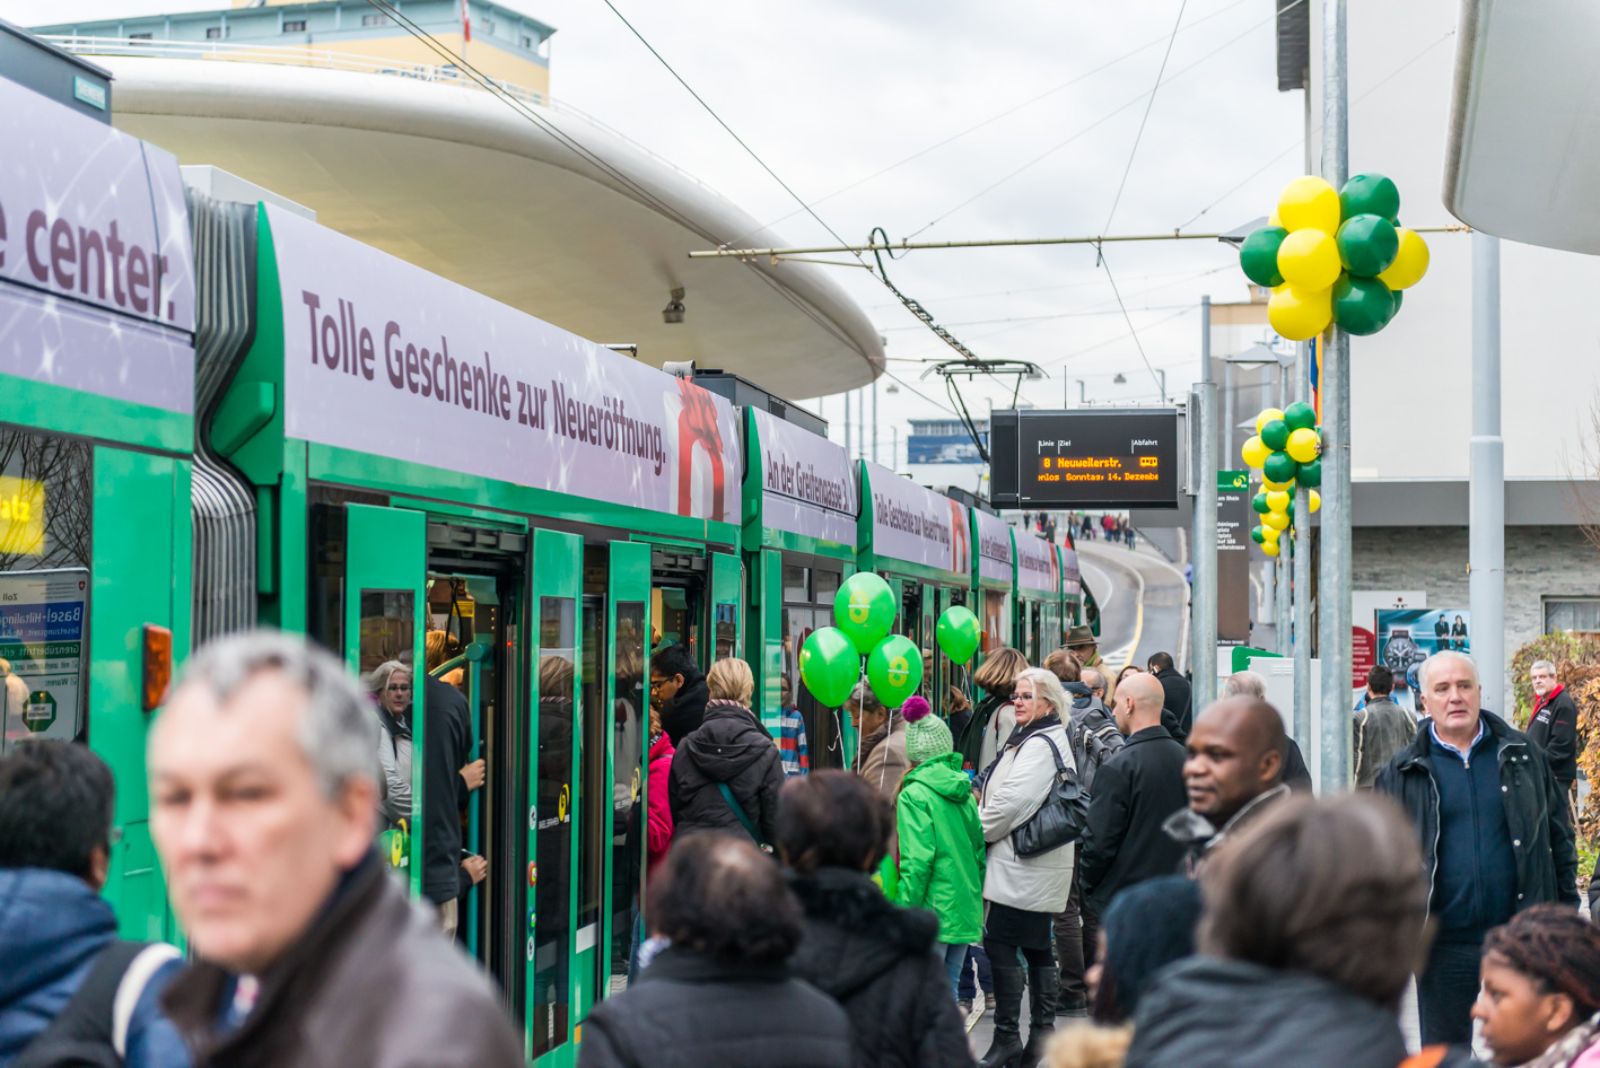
xmin=38 ymin=0 xmax=553 ymax=101
xmin=905 ymin=417 xmax=987 ymax=496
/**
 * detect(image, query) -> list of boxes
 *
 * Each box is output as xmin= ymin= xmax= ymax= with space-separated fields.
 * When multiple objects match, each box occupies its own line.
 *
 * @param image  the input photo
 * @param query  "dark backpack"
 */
xmin=1067 ymin=701 xmax=1125 ymax=793
xmin=14 ymin=941 xmax=182 ymax=1068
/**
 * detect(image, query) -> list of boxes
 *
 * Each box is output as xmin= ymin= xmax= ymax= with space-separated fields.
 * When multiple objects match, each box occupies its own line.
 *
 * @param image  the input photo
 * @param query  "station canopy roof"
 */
xmin=81 ymin=53 xmax=883 ymax=400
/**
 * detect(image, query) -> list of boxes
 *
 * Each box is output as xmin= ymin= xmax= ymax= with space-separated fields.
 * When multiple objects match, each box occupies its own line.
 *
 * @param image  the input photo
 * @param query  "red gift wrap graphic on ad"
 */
xmin=676 ymin=377 xmax=726 ymax=520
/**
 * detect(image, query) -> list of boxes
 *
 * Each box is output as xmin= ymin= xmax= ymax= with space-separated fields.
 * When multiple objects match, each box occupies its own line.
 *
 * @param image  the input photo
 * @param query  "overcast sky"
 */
xmin=3 ymin=0 xmax=1394 ymax=457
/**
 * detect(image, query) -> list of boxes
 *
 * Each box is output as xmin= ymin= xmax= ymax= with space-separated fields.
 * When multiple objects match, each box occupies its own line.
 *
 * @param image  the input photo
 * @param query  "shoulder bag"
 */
xmin=1010 ymin=732 xmax=1089 ymax=858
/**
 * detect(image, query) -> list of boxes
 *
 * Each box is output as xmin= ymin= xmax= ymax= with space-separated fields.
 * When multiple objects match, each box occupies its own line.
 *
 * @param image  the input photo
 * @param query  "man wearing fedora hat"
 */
xmin=1065 ymin=625 xmax=1115 ymax=709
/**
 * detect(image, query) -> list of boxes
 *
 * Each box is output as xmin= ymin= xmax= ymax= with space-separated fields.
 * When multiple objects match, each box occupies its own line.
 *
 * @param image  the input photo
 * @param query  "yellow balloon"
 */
xmin=1254 ymin=408 xmax=1285 ymax=434
xmin=1276 ymin=175 xmax=1341 ymax=233
xmin=1377 ymin=227 xmax=1430 ymax=290
xmin=1268 ymin=284 xmax=1333 ymax=343
xmin=1261 ymin=539 xmax=1281 ymax=557
xmin=1285 ymin=427 xmax=1321 ymax=464
xmin=1241 ymin=435 xmax=1270 ymax=469
xmin=1261 ymin=523 xmax=1282 ymax=542
xmin=1265 ymin=490 xmax=1291 ymax=513
xmin=1277 ymin=228 xmax=1342 ymax=290
xmin=1307 ymin=489 xmax=1322 ymax=514
xmin=1267 ymin=209 xmax=1282 ymax=228
xmin=1261 ymin=477 xmax=1291 ymax=493
xmin=1262 ymin=510 xmax=1290 ymax=531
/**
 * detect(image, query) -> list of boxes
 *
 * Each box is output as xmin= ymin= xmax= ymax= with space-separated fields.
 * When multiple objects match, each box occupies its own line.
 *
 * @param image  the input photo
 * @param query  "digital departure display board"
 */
xmin=989 ymin=408 xmax=1181 ymax=509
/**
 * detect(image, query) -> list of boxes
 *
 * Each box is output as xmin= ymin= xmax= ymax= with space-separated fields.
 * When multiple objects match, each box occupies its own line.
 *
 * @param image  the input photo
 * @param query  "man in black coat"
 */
xmin=669 ymin=698 xmax=785 ymax=845
xmin=1079 ymin=673 xmax=1189 ymax=915
xmin=420 ymin=674 xmax=482 ymax=931
xmin=1527 ymin=659 xmax=1579 ymax=799
xmin=650 ymin=644 xmax=708 ymax=746
xmin=1147 ymin=651 xmax=1193 ymax=740
xmin=1376 ymin=651 xmax=1578 ymax=1046
xmin=579 ymin=833 xmax=852 ymax=1068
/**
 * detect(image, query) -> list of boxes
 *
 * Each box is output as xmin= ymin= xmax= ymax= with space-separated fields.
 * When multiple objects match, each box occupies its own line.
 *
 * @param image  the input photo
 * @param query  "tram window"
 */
xmin=783 ymin=565 xmax=809 ymax=603
xmin=651 ymin=586 xmax=698 ymax=654
xmin=609 ymin=602 xmax=646 ymax=991
xmin=784 ymin=605 xmax=841 ymax=770
xmin=814 ymin=569 xmax=840 ymax=606
xmin=982 ymin=590 xmax=1009 ymax=655
xmin=922 ymin=596 xmax=936 ymax=701
xmin=534 ymin=597 xmax=576 ymax=1057
xmin=357 ymin=591 xmax=415 ymax=874
xmin=713 ymin=603 xmax=737 ymax=659
xmin=0 ymin=428 xmax=90 ymax=751
xmin=578 ymin=597 xmax=605 ymax=998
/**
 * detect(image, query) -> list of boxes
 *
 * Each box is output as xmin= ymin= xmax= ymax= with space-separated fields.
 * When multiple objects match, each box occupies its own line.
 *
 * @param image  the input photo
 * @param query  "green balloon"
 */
xmin=1239 ymin=227 xmax=1288 ymax=287
xmin=1392 ymin=289 xmax=1403 ymax=314
xmin=866 ymin=634 xmax=924 ymax=709
xmin=1260 ymin=419 xmax=1291 ymax=452
xmin=1340 ymin=173 xmax=1400 ymax=223
xmin=1283 ymin=401 xmax=1317 ymax=432
xmin=1296 ymin=458 xmax=1322 ymax=488
xmin=834 ymin=572 xmax=897 ymax=655
xmin=1250 ymin=526 xmax=1266 ymax=544
xmin=1251 ymin=492 xmax=1270 ymax=515
xmin=1263 ymin=451 xmax=1299 ymax=484
xmin=935 ymin=605 xmax=981 ymax=665
xmin=1336 ymin=214 xmax=1399 ymax=277
xmin=799 ymin=626 xmax=860 ymax=707
xmin=1332 ymin=274 xmax=1397 ymax=336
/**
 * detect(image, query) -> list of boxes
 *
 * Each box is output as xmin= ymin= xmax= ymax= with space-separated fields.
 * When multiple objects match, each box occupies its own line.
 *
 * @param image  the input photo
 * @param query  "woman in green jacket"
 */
xmin=893 ymin=695 xmax=987 ymax=996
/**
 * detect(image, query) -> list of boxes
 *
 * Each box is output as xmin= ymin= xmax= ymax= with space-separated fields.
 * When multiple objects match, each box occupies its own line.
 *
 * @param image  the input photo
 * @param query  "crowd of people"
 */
xmin=1 ymin=628 xmax=1596 ymax=1068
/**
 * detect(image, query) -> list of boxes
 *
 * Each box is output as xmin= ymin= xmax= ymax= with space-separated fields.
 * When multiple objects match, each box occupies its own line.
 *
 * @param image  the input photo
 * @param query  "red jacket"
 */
xmin=647 ymin=732 xmax=676 ymax=877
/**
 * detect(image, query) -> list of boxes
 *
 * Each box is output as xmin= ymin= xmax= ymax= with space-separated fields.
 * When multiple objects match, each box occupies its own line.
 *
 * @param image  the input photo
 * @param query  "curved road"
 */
xmin=1077 ymin=538 xmax=1190 ymax=674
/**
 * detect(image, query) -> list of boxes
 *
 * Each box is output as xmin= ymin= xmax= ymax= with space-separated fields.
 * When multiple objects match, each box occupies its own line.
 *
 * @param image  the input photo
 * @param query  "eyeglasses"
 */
xmin=649 ymin=677 xmax=672 ymax=691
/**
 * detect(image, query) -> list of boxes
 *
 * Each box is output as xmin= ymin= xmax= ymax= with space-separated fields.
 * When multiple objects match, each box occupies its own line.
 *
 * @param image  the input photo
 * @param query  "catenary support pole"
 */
xmin=871 ymin=379 xmax=880 ymax=465
xmin=1193 ymin=296 xmax=1218 ymax=707
xmin=1294 ymin=339 xmax=1313 ymax=751
xmin=1470 ymin=233 xmax=1505 ymax=710
xmin=1317 ymin=0 xmax=1352 ymax=793
xmin=844 ymin=390 xmax=852 ymax=459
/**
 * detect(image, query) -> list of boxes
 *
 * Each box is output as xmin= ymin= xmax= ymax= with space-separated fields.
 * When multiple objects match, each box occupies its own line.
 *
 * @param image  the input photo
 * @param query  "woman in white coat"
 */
xmin=975 ymin=667 xmax=1077 ymax=1068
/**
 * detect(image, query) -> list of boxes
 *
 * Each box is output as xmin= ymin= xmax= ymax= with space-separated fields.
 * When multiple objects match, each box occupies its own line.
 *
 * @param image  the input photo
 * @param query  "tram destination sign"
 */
xmin=989 ymin=409 xmax=1181 ymax=509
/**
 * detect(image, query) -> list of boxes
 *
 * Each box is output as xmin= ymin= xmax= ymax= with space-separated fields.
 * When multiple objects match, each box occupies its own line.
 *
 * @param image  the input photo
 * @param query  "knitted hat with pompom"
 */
xmin=902 ymin=695 xmax=953 ymax=766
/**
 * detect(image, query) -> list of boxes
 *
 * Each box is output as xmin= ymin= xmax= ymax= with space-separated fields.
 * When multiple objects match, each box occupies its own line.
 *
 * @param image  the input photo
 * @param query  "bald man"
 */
xmin=1160 ymin=697 xmax=1291 ymax=872
xmin=1078 ymin=673 xmax=1190 ymax=913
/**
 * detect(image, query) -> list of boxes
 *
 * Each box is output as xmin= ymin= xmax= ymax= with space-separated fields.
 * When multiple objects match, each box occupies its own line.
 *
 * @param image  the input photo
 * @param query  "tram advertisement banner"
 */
xmin=0 ymin=77 xmax=194 ymax=413
xmin=1377 ymin=608 xmax=1470 ymax=693
xmin=749 ymin=408 xmax=856 ymax=546
xmin=265 ymin=205 xmax=743 ymax=524
xmin=863 ymin=461 xmax=970 ymax=577
xmin=0 ymin=568 xmax=87 ymax=750
xmin=1015 ymin=530 xmax=1057 ymax=595
xmin=974 ymin=509 xmax=1013 ymax=585
xmin=1060 ymin=547 xmax=1082 ymax=599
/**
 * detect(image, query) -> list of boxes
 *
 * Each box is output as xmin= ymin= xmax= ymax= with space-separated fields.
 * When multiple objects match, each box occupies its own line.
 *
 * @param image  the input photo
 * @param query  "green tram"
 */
xmin=1 ymin=72 xmax=1090 ymax=1065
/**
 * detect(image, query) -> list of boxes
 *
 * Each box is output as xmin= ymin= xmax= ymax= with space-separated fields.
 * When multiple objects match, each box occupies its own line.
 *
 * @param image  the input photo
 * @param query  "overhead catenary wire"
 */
xmin=1101 ymin=0 xmax=1190 ymax=236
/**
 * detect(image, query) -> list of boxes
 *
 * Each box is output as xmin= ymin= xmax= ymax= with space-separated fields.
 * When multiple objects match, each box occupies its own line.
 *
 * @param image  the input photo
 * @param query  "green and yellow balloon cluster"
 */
xmin=800 ymin=571 xmax=935 ymax=709
xmin=1239 ymin=173 xmax=1430 ymax=342
xmin=1239 ymin=402 xmax=1323 ymax=557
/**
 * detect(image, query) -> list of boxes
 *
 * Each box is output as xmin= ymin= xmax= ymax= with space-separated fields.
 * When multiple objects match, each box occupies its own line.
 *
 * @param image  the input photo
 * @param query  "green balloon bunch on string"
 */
xmin=1239 ymin=401 xmax=1324 ymax=558
xmin=1238 ymin=172 xmax=1430 ymax=341
xmin=799 ymin=572 xmax=932 ymax=709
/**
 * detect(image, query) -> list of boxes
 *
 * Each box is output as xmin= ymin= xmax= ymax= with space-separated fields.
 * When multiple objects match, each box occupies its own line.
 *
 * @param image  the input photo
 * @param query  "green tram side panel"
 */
xmin=91 ymin=447 xmax=191 ymax=940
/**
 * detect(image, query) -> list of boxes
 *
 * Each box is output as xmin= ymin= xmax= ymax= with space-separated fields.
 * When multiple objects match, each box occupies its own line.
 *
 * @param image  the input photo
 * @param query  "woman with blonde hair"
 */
xmin=977 ymin=666 xmax=1078 ymax=1067
xmin=957 ymin=647 xmax=1029 ymax=774
xmin=667 ymin=657 xmax=784 ymax=846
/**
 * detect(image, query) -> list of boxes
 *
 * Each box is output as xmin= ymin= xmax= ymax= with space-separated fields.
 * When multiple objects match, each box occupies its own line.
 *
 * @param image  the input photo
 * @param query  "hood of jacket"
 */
xmin=1130 ymin=957 xmax=1408 ymax=1068
xmin=677 ymin=700 xmax=772 ymax=781
xmin=787 ymin=867 xmax=939 ymax=1001
xmin=0 ymin=868 xmax=116 ymax=1055
xmin=1162 ymin=783 xmax=1290 ymax=849
xmin=902 ymin=751 xmax=972 ymax=800
xmin=1064 ymin=681 xmax=1092 ymax=700
xmin=649 ymin=731 xmax=675 ymax=764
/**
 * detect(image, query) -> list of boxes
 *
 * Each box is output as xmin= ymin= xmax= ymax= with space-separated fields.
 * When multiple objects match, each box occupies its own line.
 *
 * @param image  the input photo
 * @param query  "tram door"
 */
xmin=529 ymin=528 xmax=582 ymax=1067
xmin=709 ymin=550 xmax=742 ymax=659
xmin=602 ymin=542 xmax=650 ymax=997
xmin=343 ymin=504 xmax=426 ymax=890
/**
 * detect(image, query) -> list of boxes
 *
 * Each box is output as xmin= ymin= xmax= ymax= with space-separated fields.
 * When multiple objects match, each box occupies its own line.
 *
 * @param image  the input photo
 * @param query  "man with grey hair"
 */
xmin=1377 ymin=649 xmax=1577 ymax=1046
xmin=148 ymin=630 xmax=521 ymax=1066
xmin=1527 ymin=658 xmax=1579 ymax=800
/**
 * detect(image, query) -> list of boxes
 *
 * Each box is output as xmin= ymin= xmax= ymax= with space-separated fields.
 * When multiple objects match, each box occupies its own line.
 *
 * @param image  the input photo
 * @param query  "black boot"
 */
xmin=977 ymin=962 xmax=1026 ymax=1068
xmin=1020 ymin=963 xmax=1059 ymax=1066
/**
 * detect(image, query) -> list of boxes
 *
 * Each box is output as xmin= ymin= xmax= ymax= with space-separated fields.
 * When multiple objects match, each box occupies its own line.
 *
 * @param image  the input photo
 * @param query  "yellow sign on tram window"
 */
xmin=0 ymin=477 xmax=45 ymax=556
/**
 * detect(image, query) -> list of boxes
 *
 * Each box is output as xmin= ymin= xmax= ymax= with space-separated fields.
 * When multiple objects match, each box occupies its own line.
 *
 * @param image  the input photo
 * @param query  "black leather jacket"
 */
xmin=1375 ymin=710 xmax=1578 ymax=919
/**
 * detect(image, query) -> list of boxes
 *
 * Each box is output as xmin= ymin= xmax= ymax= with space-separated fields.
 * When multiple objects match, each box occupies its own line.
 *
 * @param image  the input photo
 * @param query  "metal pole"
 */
xmin=1471 ymin=233 xmax=1505 ymax=711
xmin=1193 ymin=295 xmax=1218 ymax=707
xmin=1274 ymin=362 xmax=1291 ymax=652
xmin=1063 ymin=371 xmax=1070 ymax=409
xmin=892 ymin=425 xmax=899 ymax=470
xmin=844 ymin=390 xmax=852 ymax=458
xmin=871 ymin=379 xmax=880 ymax=464
xmin=1294 ymin=341 xmax=1313 ymax=749
xmin=1222 ymin=364 xmax=1235 ymax=494
xmin=1158 ymin=369 xmax=1167 ymax=405
xmin=1078 ymin=380 xmax=1087 ymax=406
xmin=1317 ymin=0 xmax=1352 ymax=794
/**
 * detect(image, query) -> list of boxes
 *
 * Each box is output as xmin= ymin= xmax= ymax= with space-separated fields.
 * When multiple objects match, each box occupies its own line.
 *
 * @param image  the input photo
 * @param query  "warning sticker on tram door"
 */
xmin=0 ymin=569 xmax=88 ymax=750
